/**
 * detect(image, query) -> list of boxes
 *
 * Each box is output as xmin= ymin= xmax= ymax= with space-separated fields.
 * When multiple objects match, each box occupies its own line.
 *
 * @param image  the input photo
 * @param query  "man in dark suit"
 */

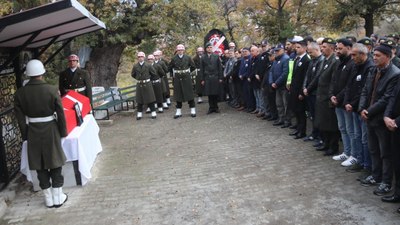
xmin=288 ymin=40 xmax=311 ymax=139
xmin=200 ymin=42 xmax=224 ymax=114
xmin=15 ymin=59 xmax=68 ymax=208
xmin=59 ymin=54 xmax=92 ymax=103
xmin=382 ymin=78 xmax=400 ymax=214
xmin=358 ymin=44 xmax=400 ymax=196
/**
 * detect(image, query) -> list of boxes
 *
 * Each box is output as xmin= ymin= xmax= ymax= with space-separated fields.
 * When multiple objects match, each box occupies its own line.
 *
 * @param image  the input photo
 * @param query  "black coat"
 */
xmin=289 ymin=54 xmax=311 ymax=112
xmin=329 ymin=55 xmax=355 ymax=108
xmin=384 ymin=78 xmax=400 ymax=127
xmin=249 ymin=54 xmax=269 ymax=89
xmin=199 ymin=53 xmax=223 ymax=96
xmin=303 ymin=55 xmax=324 ymax=96
xmin=359 ymin=63 xmax=400 ymax=127
xmin=343 ymin=58 xmax=375 ymax=111
xmin=315 ymin=54 xmax=339 ymax=132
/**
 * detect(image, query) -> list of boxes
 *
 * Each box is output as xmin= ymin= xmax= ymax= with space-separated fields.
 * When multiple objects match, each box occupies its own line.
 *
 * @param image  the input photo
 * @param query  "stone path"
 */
xmin=1 ymin=102 xmax=399 ymax=225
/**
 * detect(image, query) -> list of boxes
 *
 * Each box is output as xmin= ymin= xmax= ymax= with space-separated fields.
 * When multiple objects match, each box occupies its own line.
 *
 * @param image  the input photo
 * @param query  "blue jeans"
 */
xmin=353 ymin=112 xmax=371 ymax=169
xmin=253 ymin=88 xmax=265 ymax=113
xmin=335 ymin=108 xmax=354 ymax=156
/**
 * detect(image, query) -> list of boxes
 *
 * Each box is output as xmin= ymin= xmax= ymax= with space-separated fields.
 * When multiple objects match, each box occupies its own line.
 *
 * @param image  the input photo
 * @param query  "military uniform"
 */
xmin=131 ymin=62 xmax=156 ymax=108
xmin=59 ymin=68 xmax=92 ymax=102
xmin=169 ymin=54 xmax=196 ymax=104
xmin=193 ymin=54 xmax=204 ymax=97
xmin=150 ymin=62 xmax=165 ymax=111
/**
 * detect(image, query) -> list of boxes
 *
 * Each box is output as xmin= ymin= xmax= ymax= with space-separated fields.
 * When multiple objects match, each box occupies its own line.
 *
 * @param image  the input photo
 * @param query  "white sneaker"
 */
xmin=332 ymin=153 xmax=349 ymax=161
xmin=341 ymin=156 xmax=357 ymax=167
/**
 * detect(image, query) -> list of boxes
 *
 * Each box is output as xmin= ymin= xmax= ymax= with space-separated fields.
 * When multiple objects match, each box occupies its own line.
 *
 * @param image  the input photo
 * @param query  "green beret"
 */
xmin=322 ymin=38 xmax=336 ymax=45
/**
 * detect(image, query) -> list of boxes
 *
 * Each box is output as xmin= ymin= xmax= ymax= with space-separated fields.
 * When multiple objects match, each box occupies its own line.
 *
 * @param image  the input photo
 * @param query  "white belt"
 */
xmin=26 ymin=113 xmax=57 ymax=124
xmin=152 ymin=79 xmax=161 ymax=83
xmin=174 ymin=68 xmax=191 ymax=74
xmin=66 ymin=87 xmax=86 ymax=92
xmin=138 ymin=79 xmax=151 ymax=84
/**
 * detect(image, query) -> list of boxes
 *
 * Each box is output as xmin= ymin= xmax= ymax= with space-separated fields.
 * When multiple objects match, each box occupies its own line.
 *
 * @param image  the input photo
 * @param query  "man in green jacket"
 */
xmin=14 ymin=59 xmax=68 ymax=208
xmin=169 ymin=44 xmax=197 ymax=118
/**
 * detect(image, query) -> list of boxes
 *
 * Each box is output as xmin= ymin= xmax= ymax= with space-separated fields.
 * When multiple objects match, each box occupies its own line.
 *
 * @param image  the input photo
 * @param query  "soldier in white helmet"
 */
xmin=131 ymin=52 xmax=157 ymax=120
xmin=169 ymin=44 xmax=197 ymax=118
xmin=14 ymin=59 xmax=68 ymax=208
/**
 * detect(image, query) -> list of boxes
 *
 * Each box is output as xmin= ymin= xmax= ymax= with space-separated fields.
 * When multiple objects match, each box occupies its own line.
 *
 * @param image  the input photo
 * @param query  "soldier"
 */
xmin=59 ymin=54 xmax=92 ymax=103
xmin=169 ymin=44 xmax=197 ymax=118
xmin=147 ymin=54 xmax=165 ymax=113
xmin=131 ymin=52 xmax=157 ymax=120
xmin=155 ymin=50 xmax=172 ymax=106
xmin=200 ymin=42 xmax=224 ymax=114
xmin=14 ymin=59 xmax=68 ymax=208
xmin=381 ymin=40 xmax=400 ymax=68
xmin=193 ymin=47 xmax=205 ymax=104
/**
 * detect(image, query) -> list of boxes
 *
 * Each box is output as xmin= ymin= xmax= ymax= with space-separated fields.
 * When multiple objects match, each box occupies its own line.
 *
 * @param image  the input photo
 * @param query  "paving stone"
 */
xmin=0 ymin=102 xmax=399 ymax=224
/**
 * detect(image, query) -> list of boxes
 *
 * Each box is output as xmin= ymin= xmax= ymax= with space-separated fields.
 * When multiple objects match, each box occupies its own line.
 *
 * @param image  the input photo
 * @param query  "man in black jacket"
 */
xmin=382 ymin=78 xmax=400 ymax=214
xmin=343 ymin=43 xmax=374 ymax=176
xmin=329 ymin=39 xmax=357 ymax=165
xmin=200 ymin=42 xmax=224 ymax=114
xmin=303 ymin=42 xmax=324 ymax=142
xmin=358 ymin=44 xmax=400 ymax=196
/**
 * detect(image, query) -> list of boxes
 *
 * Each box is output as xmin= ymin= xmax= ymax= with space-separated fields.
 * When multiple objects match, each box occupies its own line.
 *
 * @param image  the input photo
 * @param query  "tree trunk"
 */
xmin=86 ymin=44 xmax=125 ymax=89
xmin=363 ymin=13 xmax=374 ymax=37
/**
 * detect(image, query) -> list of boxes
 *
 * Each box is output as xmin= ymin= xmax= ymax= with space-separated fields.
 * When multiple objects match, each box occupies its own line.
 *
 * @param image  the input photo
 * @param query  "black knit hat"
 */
xmin=374 ymin=45 xmax=392 ymax=57
xmin=337 ymin=38 xmax=353 ymax=47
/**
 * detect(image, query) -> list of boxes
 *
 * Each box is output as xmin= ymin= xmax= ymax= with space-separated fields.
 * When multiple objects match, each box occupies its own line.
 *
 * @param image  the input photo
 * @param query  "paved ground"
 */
xmin=1 ymin=102 xmax=399 ymax=225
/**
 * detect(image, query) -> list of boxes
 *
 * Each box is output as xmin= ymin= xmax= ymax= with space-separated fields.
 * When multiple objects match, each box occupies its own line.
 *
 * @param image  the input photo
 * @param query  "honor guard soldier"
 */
xmin=131 ymin=52 xmax=157 ymax=120
xmin=147 ymin=54 xmax=165 ymax=113
xmin=193 ymin=47 xmax=205 ymax=104
xmin=59 ymin=54 xmax=92 ymax=103
xmin=169 ymin=44 xmax=197 ymax=118
xmin=154 ymin=50 xmax=171 ymax=106
xmin=14 ymin=59 xmax=68 ymax=208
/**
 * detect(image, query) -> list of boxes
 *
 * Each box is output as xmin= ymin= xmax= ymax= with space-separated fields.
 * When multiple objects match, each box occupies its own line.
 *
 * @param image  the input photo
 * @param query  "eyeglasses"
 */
xmin=138 ymin=56 xmax=144 ymax=58
xmin=68 ymin=60 xmax=78 ymax=62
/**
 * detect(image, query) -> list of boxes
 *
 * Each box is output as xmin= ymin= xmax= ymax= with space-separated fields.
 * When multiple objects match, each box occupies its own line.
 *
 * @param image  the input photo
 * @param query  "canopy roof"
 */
xmin=0 ymin=0 xmax=106 ymax=49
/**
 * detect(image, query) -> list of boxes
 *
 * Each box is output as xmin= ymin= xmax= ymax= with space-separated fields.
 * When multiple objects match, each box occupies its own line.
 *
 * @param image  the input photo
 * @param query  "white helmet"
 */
xmin=25 ymin=59 xmax=45 ymax=76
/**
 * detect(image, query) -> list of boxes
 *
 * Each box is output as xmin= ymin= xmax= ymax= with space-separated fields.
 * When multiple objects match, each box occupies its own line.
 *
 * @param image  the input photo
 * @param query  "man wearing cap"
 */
xmin=154 ymin=50 xmax=171 ymax=107
xmin=387 ymin=34 xmax=400 ymax=58
xmin=131 ymin=52 xmax=157 ymax=120
xmin=59 ymin=54 xmax=92 ymax=103
xmin=329 ymin=38 xmax=357 ymax=164
xmin=357 ymin=38 xmax=374 ymax=59
xmin=154 ymin=50 xmax=170 ymax=109
xmin=381 ymin=40 xmax=400 ymax=68
xmin=269 ymin=43 xmax=290 ymax=126
xmin=147 ymin=54 xmax=165 ymax=113
xmin=288 ymin=40 xmax=311 ymax=139
xmin=169 ymin=44 xmax=197 ymax=118
xmin=193 ymin=47 xmax=205 ymax=104
xmin=15 ymin=59 xmax=68 ymax=208
xmin=358 ymin=44 xmax=400 ymax=195
xmin=200 ymin=42 xmax=224 ymax=114
xmin=314 ymin=38 xmax=340 ymax=156
xmin=239 ymin=47 xmax=256 ymax=112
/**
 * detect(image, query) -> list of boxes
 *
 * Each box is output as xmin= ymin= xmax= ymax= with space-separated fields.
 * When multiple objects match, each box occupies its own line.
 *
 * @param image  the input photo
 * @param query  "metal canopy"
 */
xmin=0 ymin=0 xmax=106 ymax=49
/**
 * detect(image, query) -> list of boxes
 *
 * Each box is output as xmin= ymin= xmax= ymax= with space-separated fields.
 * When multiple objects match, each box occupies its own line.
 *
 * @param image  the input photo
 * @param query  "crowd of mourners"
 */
xmin=132 ymin=33 xmax=400 ymax=214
